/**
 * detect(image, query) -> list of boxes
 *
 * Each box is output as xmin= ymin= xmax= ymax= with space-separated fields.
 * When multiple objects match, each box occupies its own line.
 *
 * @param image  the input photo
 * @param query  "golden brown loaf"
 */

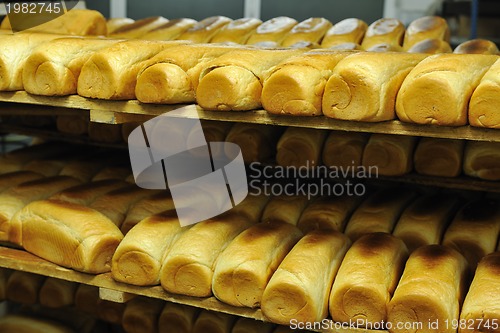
xmin=58 ymin=155 xmax=112 ymax=182
xmin=10 ymin=199 xmax=124 ymax=273
xmin=463 ymin=141 xmax=500 ymax=180
xmin=246 ymin=16 xmax=298 ymax=45
xmin=50 ymin=179 xmax=127 ymax=206
xmin=39 ymin=278 xmax=78 ymax=309
xmin=158 ymin=303 xmax=199 ymax=333
xmin=459 ymin=252 xmax=500 ymax=333
xmin=230 ymin=194 xmax=270 ymax=223
xmin=188 ymin=120 xmax=234 ymax=150
xmin=0 ymin=268 xmax=11 ymax=301
xmin=414 ymin=138 xmax=465 ymax=177
xmin=396 ymin=53 xmax=498 ymax=126
xmin=361 ymin=134 xmax=418 ymax=176
xmin=454 ymin=39 xmax=500 ymax=55
xmin=141 ymin=18 xmax=198 ymax=40
xmin=97 ymin=299 xmax=126 ymax=325
xmin=0 ymin=315 xmax=76 ymax=333
xmin=322 ymin=131 xmax=370 ymax=170
xmin=212 ymin=222 xmax=303 ymax=308
xmin=393 ymin=193 xmax=461 ymax=252
xmin=406 ymin=38 xmax=452 ymax=54
xmin=232 ymin=318 xmax=275 ymax=333
xmin=365 ymin=43 xmax=403 ymax=52
xmin=361 ymin=18 xmax=405 ymax=49
xmin=91 ymin=166 xmax=132 ymax=182
xmin=176 ymin=16 xmax=232 ymax=43
xmin=261 ymin=195 xmax=309 ymax=226
xmin=6 ymin=271 xmax=45 ymax=304
xmin=276 ymin=127 xmax=328 ymax=167
xmin=469 ymin=58 xmax=500 ymax=128
xmin=344 ymin=187 xmax=417 ymax=241
xmin=329 ymin=233 xmax=408 ymax=327
xmin=122 ymin=297 xmax=165 ymax=333
xmin=387 ymin=245 xmax=469 ymax=333
xmin=403 ymin=16 xmax=450 ymax=49
xmin=225 ymin=123 xmax=282 ymax=163
xmin=109 ymin=16 xmax=169 ymax=39
xmin=88 ymin=122 xmax=123 ymax=143
xmin=262 ymin=230 xmax=350 ymax=324
xmin=327 ymin=42 xmax=362 ymax=50
xmin=281 ymin=17 xmax=332 ymax=47
xmin=211 ymin=18 xmax=263 ymax=44
xmin=322 ymin=52 xmax=426 ymax=122
xmin=321 ymin=18 xmax=368 ymax=47
xmin=192 ymin=311 xmax=237 ymax=333
xmin=112 ymin=211 xmax=185 ymax=286
xmin=0 ymin=171 xmax=43 ymax=192
xmin=197 ymin=48 xmax=305 ymax=111
xmin=56 ymin=114 xmax=89 ymax=135
xmin=443 ymin=198 xmax=500 ymax=269
xmin=160 ymin=212 xmax=255 ymax=297
xmin=74 ymin=284 xmax=99 ymax=315
xmin=77 ymin=39 xmax=189 ymax=100
xmin=262 ymin=50 xmax=350 ymax=116
xmin=106 ymin=18 xmax=135 ymax=34
xmin=297 ymin=195 xmax=363 ymax=233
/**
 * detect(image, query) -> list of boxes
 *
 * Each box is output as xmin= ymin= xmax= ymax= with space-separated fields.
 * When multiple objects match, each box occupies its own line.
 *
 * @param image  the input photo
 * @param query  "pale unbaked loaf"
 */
xmin=281 ymin=17 xmax=332 ymax=47
xmin=261 ymin=195 xmax=310 ymax=226
xmin=122 ymin=297 xmax=165 ymax=333
xmin=469 ymin=58 xmax=500 ymax=129
xmin=211 ymin=18 xmax=263 ymax=44
xmin=414 ymin=138 xmax=465 ymax=177
xmin=403 ymin=16 xmax=450 ymax=49
xmin=158 ymin=303 xmax=199 ymax=333
xmin=39 ymin=277 xmax=78 ymax=309
xmin=464 ymin=141 xmax=500 ymax=180
xmin=322 ymin=131 xmax=370 ymax=170
xmin=176 ymin=16 xmax=232 ymax=43
xmin=276 ymin=127 xmax=329 ymax=167
xmin=361 ymin=18 xmax=405 ymax=49
xmin=246 ymin=16 xmax=298 ymax=45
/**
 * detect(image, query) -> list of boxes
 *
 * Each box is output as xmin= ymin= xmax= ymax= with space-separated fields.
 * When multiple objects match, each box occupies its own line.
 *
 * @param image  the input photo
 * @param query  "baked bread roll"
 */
xmin=232 ymin=318 xmax=275 ymax=333
xmin=321 ymin=18 xmax=367 ymax=48
xmin=246 ymin=16 xmax=298 ymax=45
xmin=361 ymin=18 xmax=405 ymax=49
xmin=406 ymin=38 xmax=452 ymax=54
xmin=106 ymin=18 xmax=135 ymax=34
xmin=327 ymin=42 xmax=362 ymax=50
xmin=0 ymin=315 xmax=75 ymax=333
xmin=365 ymin=43 xmax=403 ymax=52
xmin=225 ymin=123 xmax=283 ymax=163
xmin=22 ymin=158 xmax=68 ymax=177
xmin=122 ymin=297 xmax=165 ymax=333
xmin=109 ymin=16 xmax=169 ymax=39
xmin=361 ymin=134 xmax=418 ymax=176
xmin=322 ymin=131 xmax=370 ymax=170
xmin=262 ymin=50 xmax=351 ymax=116
xmin=158 ymin=303 xmax=199 ymax=333
xmin=322 ymin=52 xmax=426 ymax=122
xmin=0 ymin=171 xmax=43 ymax=192
xmin=454 ymin=39 xmax=500 ymax=55
xmin=10 ymin=199 xmax=124 ymax=273
xmin=212 ymin=222 xmax=303 ymax=308
xmin=188 ymin=120 xmax=233 ymax=150
xmin=211 ymin=18 xmax=263 ymax=44
xmin=297 ymin=194 xmax=364 ymax=233
xmin=463 ymin=141 xmax=500 ymax=180
xmin=276 ymin=127 xmax=328 ymax=167
xmin=77 ymin=39 xmax=188 ymax=100
xmin=262 ymin=229 xmax=350 ymax=324
xmin=393 ymin=193 xmax=461 ymax=252
xmin=97 ymin=300 xmax=126 ymax=325
xmin=281 ymin=17 xmax=332 ymax=47
xmin=192 ymin=311 xmax=237 ymax=333
xmin=469 ymin=58 xmax=500 ymax=128
xmin=261 ymin=195 xmax=309 ymax=225
xmin=387 ymin=245 xmax=469 ymax=333
xmin=414 ymin=138 xmax=465 ymax=177
xmin=230 ymin=193 xmax=270 ymax=223
xmin=176 ymin=16 xmax=232 ymax=43
xmin=329 ymin=233 xmax=408 ymax=327
xmin=196 ymin=48 xmax=304 ymax=111
xmin=56 ymin=114 xmax=89 ymax=135
xmin=75 ymin=284 xmax=99 ymax=316
xmin=39 ymin=278 xmax=78 ymax=309
xmin=0 ymin=268 xmax=11 ymax=301
xmin=6 ymin=271 xmax=45 ymax=304
xmin=403 ymin=16 xmax=450 ymax=50
xmin=344 ymin=187 xmax=417 ymax=241
xmin=112 ymin=211 xmax=186 ymax=286
xmin=91 ymin=166 xmax=131 ymax=182
xmin=141 ymin=18 xmax=198 ymax=40
xmin=459 ymin=252 xmax=500 ymax=333
xmin=50 ymin=179 xmax=127 ymax=206
xmin=88 ymin=123 xmax=123 ymax=143
xmin=396 ymin=53 xmax=498 ymax=126
xmin=443 ymin=198 xmax=500 ymax=269
xmin=23 ymin=37 xmax=120 ymax=96
xmin=58 ymin=152 xmax=122 ymax=182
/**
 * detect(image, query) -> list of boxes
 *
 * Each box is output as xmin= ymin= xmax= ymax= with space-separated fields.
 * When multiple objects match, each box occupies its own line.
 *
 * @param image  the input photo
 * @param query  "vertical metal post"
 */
xmin=470 ymin=0 xmax=479 ymax=39
xmin=110 ymin=0 xmax=127 ymax=18
xmin=383 ymin=0 xmax=399 ymax=18
xmin=244 ymin=0 xmax=261 ymax=19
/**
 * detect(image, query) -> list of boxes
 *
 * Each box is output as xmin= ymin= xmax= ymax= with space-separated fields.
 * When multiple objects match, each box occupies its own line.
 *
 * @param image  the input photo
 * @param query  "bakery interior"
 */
xmin=0 ymin=0 xmax=499 ymax=332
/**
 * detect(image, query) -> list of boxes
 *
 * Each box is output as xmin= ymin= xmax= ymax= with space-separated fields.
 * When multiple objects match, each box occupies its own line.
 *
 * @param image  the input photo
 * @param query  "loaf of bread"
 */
xmin=88 ymin=122 xmax=123 ymax=143
xmin=75 ymin=284 xmax=99 ymax=315
xmin=212 ymin=222 xmax=303 ymax=307
xmin=50 ymin=179 xmax=127 ymax=206
xmin=211 ymin=18 xmax=263 ymax=44
xmin=261 ymin=195 xmax=309 ymax=225
xmin=262 ymin=229 xmax=350 ymax=324
xmin=106 ymin=18 xmax=135 ymax=34
xmin=176 ymin=16 xmax=232 ymax=43
xmin=158 ymin=303 xmax=199 ymax=333
xmin=77 ymin=39 xmax=188 ymax=100
xmin=0 ymin=268 xmax=11 ymax=301
xmin=454 ymin=39 xmax=500 ymax=55
xmin=276 ymin=127 xmax=328 ymax=167
xmin=396 ymin=54 xmax=498 ymax=126
xmin=141 ymin=18 xmax=198 ymax=40
xmin=443 ymin=198 xmax=500 ymax=269
xmin=192 ymin=311 xmax=237 ymax=333
xmin=323 ymin=52 xmax=426 ymax=122
xmin=413 ymin=138 xmax=465 ymax=177
xmin=56 ymin=114 xmax=89 ymax=135
xmin=225 ymin=123 xmax=283 ymax=163
xmin=10 ymin=199 xmax=123 ymax=273
xmin=463 ymin=141 xmax=500 ymax=180
xmin=0 ymin=171 xmax=43 ymax=192
xmin=393 ymin=193 xmax=461 ymax=252
xmin=361 ymin=18 xmax=405 ymax=49
xmin=327 ymin=42 xmax=362 ymax=50
xmin=58 ymin=158 xmax=109 ymax=182
xmin=0 ymin=315 xmax=75 ymax=333
xmin=344 ymin=187 xmax=417 ymax=241
xmin=122 ymin=297 xmax=165 ymax=333
xmin=97 ymin=299 xmax=126 ymax=325
xmin=232 ymin=318 xmax=275 ymax=333
xmin=322 ymin=131 xmax=370 ymax=170
xmin=403 ymin=16 xmax=450 ymax=50
xmin=387 ymin=245 xmax=469 ymax=333
xmin=262 ymin=50 xmax=351 ymax=115
xmin=22 ymin=158 xmax=68 ymax=177
xmin=136 ymin=43 xmax=245 ymax=104
xmin=459 ymin=252 xmax=500 ymax=333
xmin=230 ymin=193 xmax=270 ymax=223
xmin=280 ymin=17 xmax=332 ymax=47
xmin=321 ymin=18 xmax=367 ymax=47
xmin=364 ymin=43 xmax=403 ymax=52
xmin=246 ymin=16 xmax=298 ymax=45
xmin=469 ymin=58 xmax=500 ymax=128
xmin=297 ymin=195 xmax=364 ymax=233
xmin=406 ymin=38 xmax=452 ymax=54
xmin=197 ymin=48 xmax=304 ymax=110
xmin=109 ymin=16 xmax=169 ymax=39
xmin=91 ymin=166 xmax=131 ymax=182
xmin=329 ymin=233 xmax=408 ymax=327
xmin=39 ymin=277 xmax=78 ymax=308
xmin=6 ymin=271 xmax=45 ymax=304
xmin=362 ymin=134 xmax=418 ymax=176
